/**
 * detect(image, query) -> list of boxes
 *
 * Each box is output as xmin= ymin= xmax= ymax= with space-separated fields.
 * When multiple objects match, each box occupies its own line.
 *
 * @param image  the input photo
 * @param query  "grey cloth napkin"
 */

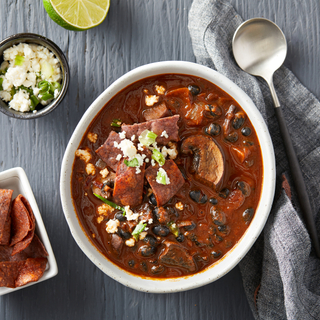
xmin=188 ymin=1 xmax=320 ymax=319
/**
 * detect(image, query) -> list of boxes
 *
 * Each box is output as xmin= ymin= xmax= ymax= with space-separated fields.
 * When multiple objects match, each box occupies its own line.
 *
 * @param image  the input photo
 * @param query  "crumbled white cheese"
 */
xmin=124 ymin=206 xmax=140 ymax=221
xmin=175 ymin=202 xmax=184 ymax=211
xmin=145 ymin=95 xmax=159 ymax=106
xmin=119 ymin=131 xmax=126 ymax=139
xmin=0 ymin=90 xmax=11 ymax=102
xmin=54 ymin=89 xmax=59 ymax=99
xmin=75 ymin=149 xmax=92 ymax=163
xmin=151 ymin=159 xmax=156 ymax=166
xmin=131 ymin=134 xmax=135 ymax=141
xmin=139 ymin=232 xmax=148 ymax=240
xmin=148 ymin=218 xmax=153 ymax=224
xmin=99 ymin=168 xmax=109 ymax=178
xmin=156 ymin=168 xmax=170 ymax=185
xmin=116 ymin=139 xmax=137 ymax=160
xmin=116 ymin=154 xmax=122 ymax=161
xmin=97 ymin=203 xmax=114 ymax=216
xmin=155 ymin=85 xmax=166 ymax=95
xmin=87 ymin=132 xmax=98 ymax=143
xmin=125 ymin=238 xmax=136 ymax=247
xmin=136 ymin=167 xmax=141 ymax=174
xmin=106 ymin=219 xmax=120 ymax=233
xmin=114 ymin=141 xmax=119 ymax=148
xmin=161 ymin=130 xmax=168 ymax=138
xmin=8 ymin=89 xmax=31 ymax=112
xmin=162 ymin=143 xmax=178 ymax=160
xmin=85 ymin=163 xmax=96 ymax=175
xmin=145 ymin=158 xmax=150 ymax=163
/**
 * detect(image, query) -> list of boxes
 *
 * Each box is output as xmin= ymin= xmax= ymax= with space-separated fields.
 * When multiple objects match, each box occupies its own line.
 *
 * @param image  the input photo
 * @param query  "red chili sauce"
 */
xmin=71 ymin=74 xmax=263 ymax=278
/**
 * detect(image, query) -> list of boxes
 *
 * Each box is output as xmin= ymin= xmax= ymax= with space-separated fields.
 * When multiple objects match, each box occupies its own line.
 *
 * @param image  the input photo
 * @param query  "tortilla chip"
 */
xmin=15 ymin=258 xmax=47 ymax=288
xmin=11 ymin=195 xmax=36 ymax=256
xmin=0 ymin=189 xmax=13 ymax=245
xmin=10 ymin=195 xmax=31 ymax=246
xmin=0 ymin=261 xmax=24 ymax=288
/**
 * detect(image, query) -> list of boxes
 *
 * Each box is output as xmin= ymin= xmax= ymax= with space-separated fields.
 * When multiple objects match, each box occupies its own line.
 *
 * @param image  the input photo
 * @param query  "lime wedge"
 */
xmin=43 ymin=0 xmax=110 ymax=31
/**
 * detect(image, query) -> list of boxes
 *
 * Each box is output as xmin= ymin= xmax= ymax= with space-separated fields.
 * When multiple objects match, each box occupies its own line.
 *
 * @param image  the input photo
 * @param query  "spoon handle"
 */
xmin=274 ymin=106 xmax=320 ymax=258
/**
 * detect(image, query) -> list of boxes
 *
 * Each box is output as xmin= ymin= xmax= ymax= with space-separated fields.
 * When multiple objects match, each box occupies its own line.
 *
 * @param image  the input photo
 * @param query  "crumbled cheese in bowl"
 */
xmin=0 ymin=43 xmax=62 ymax=113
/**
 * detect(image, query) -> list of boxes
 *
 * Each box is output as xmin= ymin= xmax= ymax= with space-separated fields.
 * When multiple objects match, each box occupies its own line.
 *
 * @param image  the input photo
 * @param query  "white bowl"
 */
xmin=0 ymin=167 xmax=58 ymax=296
xmin=60 ymin=61 xmax=275 ymax=293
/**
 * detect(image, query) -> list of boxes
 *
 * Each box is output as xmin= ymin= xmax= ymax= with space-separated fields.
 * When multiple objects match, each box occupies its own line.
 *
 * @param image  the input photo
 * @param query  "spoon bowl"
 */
xmin=232 ymin=18 xmax=287 ymax=82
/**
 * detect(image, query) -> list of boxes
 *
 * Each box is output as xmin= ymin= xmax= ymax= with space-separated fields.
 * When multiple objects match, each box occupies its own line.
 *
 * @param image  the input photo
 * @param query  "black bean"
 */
xmin=165 ymin=206 xmax=179 ymax=217
xmin=104 ymin=180 xmax=114 ymax=188
xmin=188 ymin=84 xmax=201 ymax=96
xmin=243 ymin=140 xmax=254 ymax=146
xmin=189 ymin=190 xmax=207 ymax=204
xmin=225 ymin=132 xmax=238 ymax=143
xmin=217 ymin=224 xmax=229 ymax=234
xmin=210 ymin=207 xmax=226 ymax=225
xmin=219 ymin=188 xmax=230 ymax=198
xmin=143 ymin=234 xmax=158 ymax=246
xmin=153 ymin=225 xmax=170 ymax=237
xmin=207 ymin=104 xmax=222 ymax=117
xmin=140 ymin=261 xmax=148 ymax=272
xmin=214 ymin=235 xmax=224 ymax=243
xmin=118 ymin=229 xmax=131 ymax=240
xmin=139 ymin=245 xmax=157 ymax=257
xmin=149 ymin=193 xmax=157 ymax=206
xmin=205 ymin=123 xmax=221 ymax=136
xmin=209 ymin=197 xmax=218 ymax=205
xmin=184 ymin=221 xmax=196 ymax=231
xmin=211 ymin=250 xmax=222 ymax=258
xmin=241 ymin=127 xmax=252 ymax=136
xmin=128 ymin=260 xmax=135 ymax=267
xmin=115 ymin=211 xmax=126 ymax=222
xmin=237 ymin=181 xmax=251 ymax=197
xmin=151 ymin=265 xmax=165 ymax=274
xmin=232 ymin=112 xmax=245 ymax=129
xmin=176 ymin=233 xmax=185 ymax=242
xmin=243 ymin=208 xmax=254 ymax=223
xmin=213 ymin=219 xmax=224 ymax=226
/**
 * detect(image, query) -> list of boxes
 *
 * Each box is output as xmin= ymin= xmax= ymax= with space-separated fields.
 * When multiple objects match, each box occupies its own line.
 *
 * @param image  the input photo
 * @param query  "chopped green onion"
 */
xmin=156 ymin=168 xmax=169 ymax=185
xmin=50 ymin=81 xmax=61 ymax=94
xmin=40 ymin=61 xmax=54 ymax=79
xmin=10 ymin=87 xmax=16 ymax=97
xmin=124 ymin=158 xmax=139 ymax=167
xmin=138 ymin=129 xmax=158 ymax=146
xmin=168 ymin=221 xmax=179 ymax=237
xmin=132 ymin=222 xmax=147 ymax=241
xmin=14 ymin=55 xmax=25 ymax=66
xmin=0 ymin=78 xmax=3 ymax=91
xmin=38 ymin=80 xmax=50 ymax=94
xmin=152 ymin=149 xmax=165 ymax=166
xmin=93 ymin=193 xmax=125 ymax=213
xmin=40 ymin=93 xmax=54 ymax=101
xmin=111 ymin=119 xmax=122 ymax=127
xmin=18 ymin=85 xmax=33 ymax=95
xmin=30 ymin=95 xmax=39 ymax=110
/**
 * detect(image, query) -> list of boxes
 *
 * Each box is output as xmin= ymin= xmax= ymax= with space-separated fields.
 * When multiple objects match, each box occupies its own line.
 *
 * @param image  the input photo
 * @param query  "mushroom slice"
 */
xmin=181 ymin=135 xmax=224 ymax=188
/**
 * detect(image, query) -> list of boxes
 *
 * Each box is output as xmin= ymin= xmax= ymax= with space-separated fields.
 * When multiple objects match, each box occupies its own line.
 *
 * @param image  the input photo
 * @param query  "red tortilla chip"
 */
xmin=10 ymin=195 xmax=31 ymax=246
xmin=15 ymin=257 xmax=47 ymax=288
xmin=11 ymin=195 xmax=36 ymax=256
xmin=0 ymin=261 xmax=24 ymax=288
xmin=0 ymin=189 xmax=13 ymax=245
xmin=0 ymin=245 xmax=13 ymax=262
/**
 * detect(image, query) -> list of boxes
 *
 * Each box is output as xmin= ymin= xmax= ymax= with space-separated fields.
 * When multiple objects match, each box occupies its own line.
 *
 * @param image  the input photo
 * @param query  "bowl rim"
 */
xmin=60 ymin=61 xmax=275 ymax=293
xmin=0 ymin=32 xmax=69 ymax=119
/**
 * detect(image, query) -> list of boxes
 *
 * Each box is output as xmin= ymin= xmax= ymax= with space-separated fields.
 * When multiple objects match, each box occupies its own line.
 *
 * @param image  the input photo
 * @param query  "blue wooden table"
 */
xmin=0 ymin=0 xmax=319 ymax=319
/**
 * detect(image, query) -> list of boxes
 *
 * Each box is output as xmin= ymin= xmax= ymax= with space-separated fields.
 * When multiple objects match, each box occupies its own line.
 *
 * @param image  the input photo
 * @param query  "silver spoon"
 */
xmin=232 ymin=17 xmax=320 ymax=258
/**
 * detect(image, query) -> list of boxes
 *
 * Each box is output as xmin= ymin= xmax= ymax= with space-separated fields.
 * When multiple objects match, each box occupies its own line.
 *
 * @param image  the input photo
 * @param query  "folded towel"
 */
xmin=188 ymin=1 xmax=320 ymax=319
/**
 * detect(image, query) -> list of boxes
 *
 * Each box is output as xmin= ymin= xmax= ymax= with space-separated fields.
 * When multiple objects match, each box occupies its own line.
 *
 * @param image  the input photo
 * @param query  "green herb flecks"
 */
xmin=111 ymin=119 xmax=122 ymax=127
xmin=152 ymin=149 xmax=165 ymax=166
xmin=14 ymin=55 xmax=25 ymax=66
xmin=132 ymin=222 xmax=147 ymax=241
xmin=93 ymin=193 xmax=125 ymax=213
xmin=124 ymin=158 xmax=139 ymax=167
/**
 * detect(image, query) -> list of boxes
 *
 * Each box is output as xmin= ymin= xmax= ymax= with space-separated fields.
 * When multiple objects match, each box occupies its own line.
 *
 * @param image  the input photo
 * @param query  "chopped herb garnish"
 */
xmin=156 ymin=168 xmax=169 ymax=185
xmin=0 ymin=78 xmax=3 ymax=91
xmin=124 ymin=158 xmax=139 ymax=167
xmin=111 ymin=119 xmax=122 ymax=127
xmin=152 ymin=149 xmax=165 ymax=166
xmin=40 ymin=92 xmax=54 ymax=101
xmin=93 ymin=193 xmax=125 ymax=213
xmin=30 ymin=95 xmax=39 ymax=110
xmin=139 ymin=129 xmax=158 ymax=146
xmin=168 ymin=221 xmax=179 ymax=237
xmin=14 ymin=55 xmax=25 ymax=66
xmin=132 ymin=221 xmax=147 ymax=241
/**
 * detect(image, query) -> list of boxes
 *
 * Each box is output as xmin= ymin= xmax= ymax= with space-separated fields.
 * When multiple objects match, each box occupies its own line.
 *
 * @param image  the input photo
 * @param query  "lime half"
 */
xmin=43 ymin=0 xmax=110 ymax=31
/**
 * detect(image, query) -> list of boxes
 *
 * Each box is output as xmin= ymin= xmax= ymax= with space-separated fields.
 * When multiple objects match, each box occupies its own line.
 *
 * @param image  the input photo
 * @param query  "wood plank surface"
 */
xmin=0 ymin=0 xmax=319 ymax=319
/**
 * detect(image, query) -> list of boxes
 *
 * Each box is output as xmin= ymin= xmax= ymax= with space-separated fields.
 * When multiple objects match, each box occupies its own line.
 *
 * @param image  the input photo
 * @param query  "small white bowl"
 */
xmin=60 ymin=61 xmax=275 ymax=293
xmin=0 ymin=167 xmax=58 ymax=295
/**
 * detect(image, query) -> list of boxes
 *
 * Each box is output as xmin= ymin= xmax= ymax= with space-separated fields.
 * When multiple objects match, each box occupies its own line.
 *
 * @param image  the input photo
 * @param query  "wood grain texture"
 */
xmin=0 ymin=0 xmax=319 ymax=319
